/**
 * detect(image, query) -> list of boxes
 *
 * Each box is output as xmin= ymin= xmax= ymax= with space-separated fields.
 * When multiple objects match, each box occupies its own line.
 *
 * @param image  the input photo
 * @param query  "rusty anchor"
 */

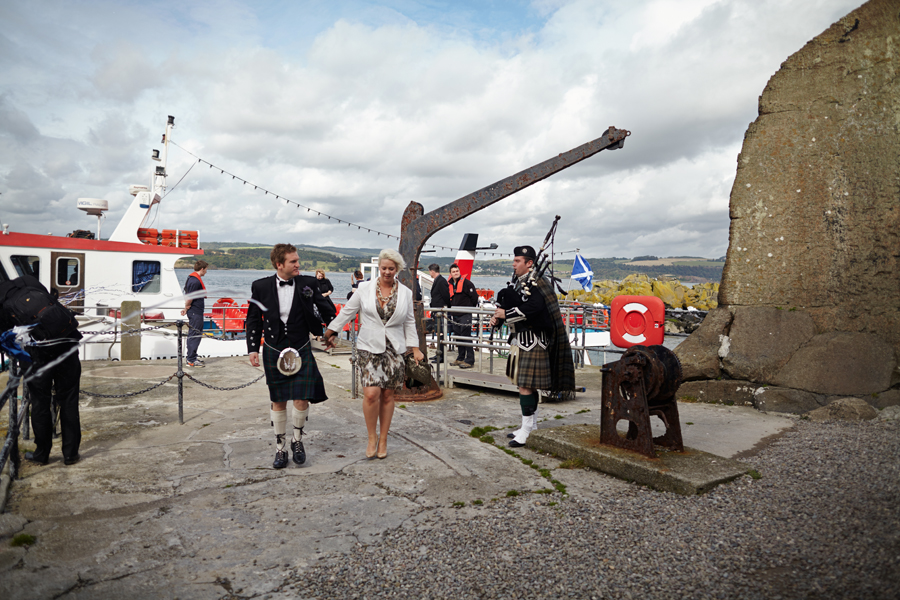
xmin=599 ymin=344 xmax=684 ymax=459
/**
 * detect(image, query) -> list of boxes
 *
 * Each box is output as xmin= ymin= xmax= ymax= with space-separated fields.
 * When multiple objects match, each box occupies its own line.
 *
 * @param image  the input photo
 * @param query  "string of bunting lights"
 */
xmin=169 ymin=141 xmax=582 ymax=258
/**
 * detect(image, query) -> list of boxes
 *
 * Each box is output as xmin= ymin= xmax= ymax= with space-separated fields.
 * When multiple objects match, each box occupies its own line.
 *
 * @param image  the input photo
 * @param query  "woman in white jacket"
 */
xmin=323 ymin=249 xmax=424 ymax=459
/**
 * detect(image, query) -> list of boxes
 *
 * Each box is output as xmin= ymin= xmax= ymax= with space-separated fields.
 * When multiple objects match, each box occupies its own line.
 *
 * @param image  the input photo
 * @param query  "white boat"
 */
xmin=0 ymin=116 xmax=247 ymax=361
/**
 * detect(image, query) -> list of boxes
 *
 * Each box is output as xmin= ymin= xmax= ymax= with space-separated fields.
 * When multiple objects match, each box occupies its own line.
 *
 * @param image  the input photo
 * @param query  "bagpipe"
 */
xmin=496 ymin=215 xmax=562 ymax=312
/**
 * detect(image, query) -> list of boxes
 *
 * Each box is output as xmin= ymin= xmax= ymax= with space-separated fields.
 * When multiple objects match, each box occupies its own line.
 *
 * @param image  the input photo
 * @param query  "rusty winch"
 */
xmin=599 ymin=344 xmax=684 ymax=459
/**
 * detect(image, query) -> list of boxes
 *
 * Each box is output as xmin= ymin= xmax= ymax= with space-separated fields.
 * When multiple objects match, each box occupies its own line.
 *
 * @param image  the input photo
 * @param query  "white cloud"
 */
xmin=0 ymin=0 xmax=864 ymax=260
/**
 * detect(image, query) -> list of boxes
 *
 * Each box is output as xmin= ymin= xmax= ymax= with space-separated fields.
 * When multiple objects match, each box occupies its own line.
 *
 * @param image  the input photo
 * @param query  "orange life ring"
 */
xmin=610 ymin=295 xmax=665 ymax=348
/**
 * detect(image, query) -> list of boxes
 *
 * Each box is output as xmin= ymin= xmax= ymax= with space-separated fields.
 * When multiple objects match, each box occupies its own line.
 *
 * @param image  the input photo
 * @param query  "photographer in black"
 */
xmin=0 ymin=275 xmax=82 ymax=465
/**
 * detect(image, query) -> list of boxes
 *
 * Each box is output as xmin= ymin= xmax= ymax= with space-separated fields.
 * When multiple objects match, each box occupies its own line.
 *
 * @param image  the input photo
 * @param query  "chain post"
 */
xmin=9 ymin=359 xmax=20 ymax=480
xmin=176 ymin=320 xmax=184 ymax=425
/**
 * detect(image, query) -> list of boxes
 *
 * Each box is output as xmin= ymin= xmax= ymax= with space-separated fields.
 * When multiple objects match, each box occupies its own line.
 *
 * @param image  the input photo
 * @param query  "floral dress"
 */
xmin=357 ymin=279 xmax=406 ymax=390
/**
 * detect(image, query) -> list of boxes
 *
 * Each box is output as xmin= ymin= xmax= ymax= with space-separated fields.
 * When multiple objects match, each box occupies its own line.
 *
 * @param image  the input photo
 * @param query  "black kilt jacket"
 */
xmin=246 ymin=274 xmax=337 ymax=353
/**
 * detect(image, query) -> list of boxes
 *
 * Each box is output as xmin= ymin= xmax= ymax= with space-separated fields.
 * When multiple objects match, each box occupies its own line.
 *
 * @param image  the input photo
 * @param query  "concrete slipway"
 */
xmin=0 ymin=352 xmax=793 ymax=599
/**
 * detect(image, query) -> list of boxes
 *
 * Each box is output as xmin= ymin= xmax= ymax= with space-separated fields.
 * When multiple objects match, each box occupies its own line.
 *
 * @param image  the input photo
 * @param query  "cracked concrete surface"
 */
xmin=0 ymin=352 xmax=792 ymax=599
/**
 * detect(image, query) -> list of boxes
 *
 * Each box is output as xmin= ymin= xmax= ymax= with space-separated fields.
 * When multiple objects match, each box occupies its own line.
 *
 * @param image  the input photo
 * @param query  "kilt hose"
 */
xmin=506 ymin=342 xmax=552 ymax=390
xmin=262 ymin=339 xmax=328 ymax=404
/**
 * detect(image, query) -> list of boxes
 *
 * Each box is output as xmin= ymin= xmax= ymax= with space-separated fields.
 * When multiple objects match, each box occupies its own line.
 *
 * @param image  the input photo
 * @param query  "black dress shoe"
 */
xmin=273 ymin=449 xmax=289 ymax=469
xmin=508 ymin=439 xmax=526 ymax=448
xmin=24 ymin=451 xmax=48 ymax=465
xmin=507 ymin=432 xmax=516 ymax=439
xmin=64 ymin=455 xmax=80 ymax=466
xmin=291 ymin=439 xmax=306 ymax=465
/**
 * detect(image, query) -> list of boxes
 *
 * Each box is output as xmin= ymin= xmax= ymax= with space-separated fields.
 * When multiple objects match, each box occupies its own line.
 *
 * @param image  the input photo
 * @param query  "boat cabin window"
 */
xmin=133 ymin=261 xmax=161 ymax=294
xmin=11 ymin=255 xmax=41 ymax=279
xmin=56 ymin=257 xmax=80 ymax=287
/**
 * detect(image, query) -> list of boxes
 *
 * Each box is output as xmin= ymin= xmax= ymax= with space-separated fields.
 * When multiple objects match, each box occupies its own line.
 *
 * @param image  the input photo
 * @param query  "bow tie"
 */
xmin=278 ymin=278 xmax=294 ymax=287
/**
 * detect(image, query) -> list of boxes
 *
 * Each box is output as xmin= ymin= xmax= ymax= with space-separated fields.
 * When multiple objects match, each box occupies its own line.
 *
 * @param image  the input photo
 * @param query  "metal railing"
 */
xmin=426 ymin=304 xmax=617 ymax=389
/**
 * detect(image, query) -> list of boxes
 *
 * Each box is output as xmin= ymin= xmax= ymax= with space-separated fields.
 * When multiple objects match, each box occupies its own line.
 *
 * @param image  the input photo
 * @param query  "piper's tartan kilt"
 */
xmin=262 ymin=339 xmax=328 ymax=404
xmin=506 ymin=343 xmax=552 ymax=390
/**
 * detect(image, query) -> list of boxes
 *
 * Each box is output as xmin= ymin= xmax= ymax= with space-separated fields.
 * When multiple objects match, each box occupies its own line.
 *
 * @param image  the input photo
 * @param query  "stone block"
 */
xmin=869 ymin=389 xmax=900 ymax=410
xmin=676 ymin=379 xmax=758 ymax=407
xmin=773 ymin=331 xmax=896 ymax=395
xmin=674 ymin=306 xmax=733 ymax=381
xmin=722 ymin=306 xmax=816 ymax=383
xmin=806 ymin=397 xmax=878 ymax=422
xmin=752 ymin=386 xmax=823 ymax=414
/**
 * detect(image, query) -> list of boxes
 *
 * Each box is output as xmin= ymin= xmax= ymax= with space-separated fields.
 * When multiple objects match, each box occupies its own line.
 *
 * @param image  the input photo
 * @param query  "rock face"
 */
xmin=719 ymin=0 xmax=900 ymax=359
xmin=677 ymin=0 xmax=900 ymax=409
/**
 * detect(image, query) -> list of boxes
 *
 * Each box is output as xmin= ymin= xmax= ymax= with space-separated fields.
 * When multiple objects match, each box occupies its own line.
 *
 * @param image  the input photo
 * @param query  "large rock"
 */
xmin=719 ymin=0 xmax=900 ymax=361
xmin=673 ymin=307 xmax=733 ymax=380
xmin=806 ymin=397 xmax=878 ymax=422
xmin=721 ymin=306 xmax=816 ymax=382
xmin=753 ymin=386 xmax=824 ymax=414
xmin=773 ymin=331 xmax=896 ymax=395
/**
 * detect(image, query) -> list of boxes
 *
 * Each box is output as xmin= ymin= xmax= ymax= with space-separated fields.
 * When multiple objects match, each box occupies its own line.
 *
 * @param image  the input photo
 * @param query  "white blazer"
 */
xmin=328 ymin=280 xmax=419 ymax=354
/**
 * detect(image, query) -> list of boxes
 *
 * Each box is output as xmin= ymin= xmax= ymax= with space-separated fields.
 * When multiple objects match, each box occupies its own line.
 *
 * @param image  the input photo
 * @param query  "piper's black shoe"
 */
xmin=508 ymin=439 xmax=526 ymax=448
xmin=24 ymin=451 xmax=49 ymax=465
xmin=291 ymin=439 xmax=306 ymax=465
xmin=273 ymin=449 xmax=289 ymax=469
xmin=64 ymin=454 xmax=80 ymax=466
xmin=507 ymin=432 xmax=515 ymax=439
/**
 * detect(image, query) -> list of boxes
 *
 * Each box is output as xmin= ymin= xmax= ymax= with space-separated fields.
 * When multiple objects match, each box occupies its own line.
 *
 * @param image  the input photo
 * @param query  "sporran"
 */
xmin=277 ymin=347 xmax=302 ymax=376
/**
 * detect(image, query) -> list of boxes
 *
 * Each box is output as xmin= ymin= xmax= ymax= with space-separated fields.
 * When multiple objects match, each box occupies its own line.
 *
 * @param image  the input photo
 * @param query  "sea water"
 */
xmin=175 ymin=269 xmax=514 ymax=303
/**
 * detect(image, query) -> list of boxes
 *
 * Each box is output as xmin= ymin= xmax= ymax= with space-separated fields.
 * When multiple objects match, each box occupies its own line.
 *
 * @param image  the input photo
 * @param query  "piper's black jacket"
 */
xmin=245 ymin=274 xmax=336 ymax=353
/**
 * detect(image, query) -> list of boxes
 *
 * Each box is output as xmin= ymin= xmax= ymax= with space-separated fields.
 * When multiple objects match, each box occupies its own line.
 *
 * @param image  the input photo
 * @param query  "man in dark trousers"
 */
xmin=428 ymin=263 xmax=451 ymax=363
xmin=181 ymin=260 xmax=208 ymax=367
xmin=246 ymin=244 xmax=336 ymax=469
xmin=0 ymin=275 xmax=82 ymax=465
xmin=447 ymin=263 xmax=478 ymax=368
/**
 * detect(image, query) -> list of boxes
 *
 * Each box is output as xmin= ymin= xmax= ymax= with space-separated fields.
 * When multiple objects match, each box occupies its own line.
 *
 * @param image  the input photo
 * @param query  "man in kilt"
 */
xmin=490 ymin=245 xmax=576 ymax=448
xmin=247 ymin=244 xmax=337 ymax=468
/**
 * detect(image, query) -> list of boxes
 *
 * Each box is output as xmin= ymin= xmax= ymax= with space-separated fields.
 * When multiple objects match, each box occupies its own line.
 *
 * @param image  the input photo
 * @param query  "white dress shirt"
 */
xmin=276 ymin=275 xmax=293 ymax=324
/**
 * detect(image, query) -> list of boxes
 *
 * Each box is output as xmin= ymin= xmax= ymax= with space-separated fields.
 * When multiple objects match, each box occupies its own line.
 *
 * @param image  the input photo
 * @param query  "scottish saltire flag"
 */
xmin=571 ymin=253 xmax=593 ymax=291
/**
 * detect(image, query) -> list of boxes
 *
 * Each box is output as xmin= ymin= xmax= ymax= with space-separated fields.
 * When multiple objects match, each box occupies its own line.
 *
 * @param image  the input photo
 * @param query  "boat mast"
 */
xmin=152 ymin=115 xmax=174 ymax=197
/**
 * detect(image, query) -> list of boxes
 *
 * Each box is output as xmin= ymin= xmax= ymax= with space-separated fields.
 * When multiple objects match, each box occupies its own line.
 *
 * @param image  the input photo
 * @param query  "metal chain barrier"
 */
xmin=79 ymin=373 xmax=177 ymax=398
xmin=182 ymin=371 xmax=264 ymax=391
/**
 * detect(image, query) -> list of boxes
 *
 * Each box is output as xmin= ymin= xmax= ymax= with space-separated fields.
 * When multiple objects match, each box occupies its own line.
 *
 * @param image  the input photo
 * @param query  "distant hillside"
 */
xmin=178 ymin=243 xmax=723 ymax=281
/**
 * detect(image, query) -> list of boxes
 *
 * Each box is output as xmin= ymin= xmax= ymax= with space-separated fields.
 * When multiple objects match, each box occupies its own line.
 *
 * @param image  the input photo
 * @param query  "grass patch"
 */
xmin=558 ymin=457 xmax=585 ymax=470
xmin=10 ymin=534 xmax=35 ymax=547
xmin=399 ymin=404 xmax=406 ymax=409
xmin=533 ymin=488 xmax=554 ymax=494
xmin=472 ymin=499 xmax=483 ymax=506
xmin=748 ymin=469 xmax=762 ymax=480
xmin=469 ymin=426 xmax=501 ymax=438
xmin=506 ymin=490 xmax=519 ymax=497
xmin=575 ymin=409 xmax=591 ymax=414
xmin=224 ymin=484 xmax=233 ymax=488
xmin=548 ymin=501 xmax=558 ymax=507
xmin=551 ymin=479 xmax=567 ymax=494
xmin=686 ymin=422 xmax=693 ymax=425
xmin=452 ymin=501 xmax=465 ymax=507
xmin=679 ymin=395 xmax=698 ymax=403
xmin=538 ymin=468 xmax=552 ymax=478
xmin=479 ymin=435 xmax=495 ymax=444
xmin=554 ymin=415 xmax=564 ymax=420
xmin=521 ymin=459 xmax=533 ymax=466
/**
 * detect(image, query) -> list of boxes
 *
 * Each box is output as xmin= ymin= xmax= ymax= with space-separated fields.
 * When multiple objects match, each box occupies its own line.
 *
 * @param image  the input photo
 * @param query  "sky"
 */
xmin=0 ymin=0 xmax=863 ymax=260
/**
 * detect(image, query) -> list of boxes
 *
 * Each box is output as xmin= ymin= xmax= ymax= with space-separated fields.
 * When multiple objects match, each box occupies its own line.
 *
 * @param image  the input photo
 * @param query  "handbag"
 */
xmin=405 ymin=353 xmax=432 ymax=385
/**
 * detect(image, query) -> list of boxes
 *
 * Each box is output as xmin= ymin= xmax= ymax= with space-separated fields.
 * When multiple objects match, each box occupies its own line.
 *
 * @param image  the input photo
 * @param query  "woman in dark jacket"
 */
xmin=315 ymin=269 xmax=335 ymax=322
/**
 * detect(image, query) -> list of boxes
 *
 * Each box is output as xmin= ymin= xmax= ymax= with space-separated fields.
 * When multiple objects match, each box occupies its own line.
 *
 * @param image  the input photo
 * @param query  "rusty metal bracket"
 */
xmin=395 ymin=126 xmax=630 ymax=378
xmin=599 ymin=344 xmax=683 ymax=459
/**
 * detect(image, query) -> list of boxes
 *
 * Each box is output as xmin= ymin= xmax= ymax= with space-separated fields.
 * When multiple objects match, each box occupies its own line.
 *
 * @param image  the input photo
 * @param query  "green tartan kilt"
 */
xmin=262 ymin=339 xmax=328 ymax=403
xmin=506 ymin=343 xmax=552 ymax=390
